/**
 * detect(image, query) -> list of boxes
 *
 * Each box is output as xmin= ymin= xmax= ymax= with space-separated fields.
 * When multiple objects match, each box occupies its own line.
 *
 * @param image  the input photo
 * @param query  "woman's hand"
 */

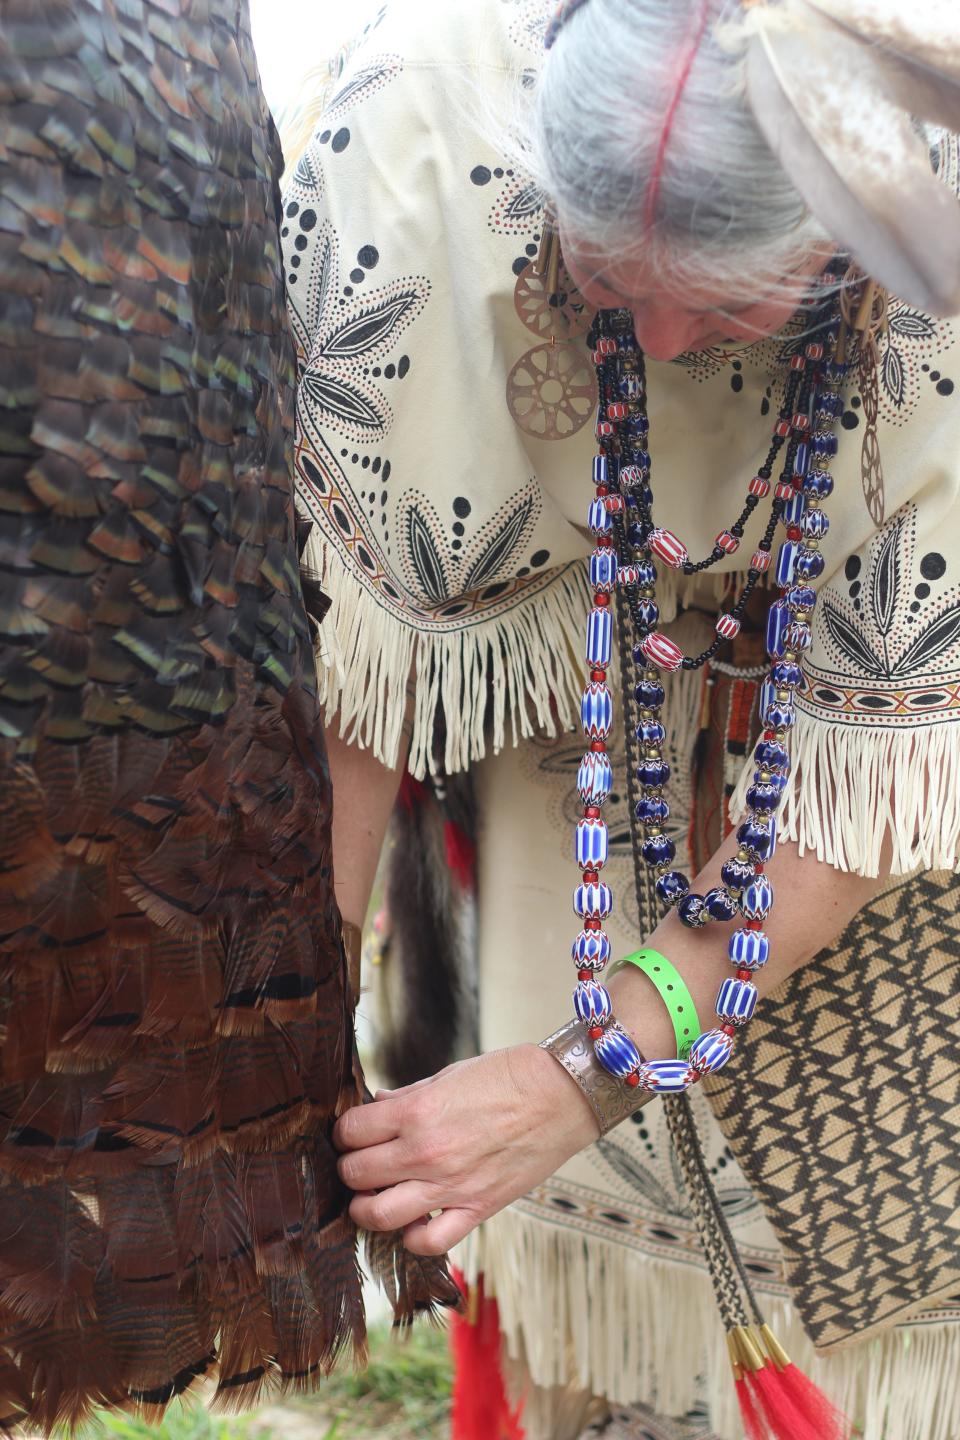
xmin=334 ymin=1043 xmax=600 ymax=1255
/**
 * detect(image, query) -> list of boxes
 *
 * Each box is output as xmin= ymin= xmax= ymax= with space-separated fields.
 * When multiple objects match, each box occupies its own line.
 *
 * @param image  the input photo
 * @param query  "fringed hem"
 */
xmin=731 ymin=710 xmax=960 ymax=877
xmin=457 ymin=1205 xmax=960 ymax=1440
xmin=307 ymin=532 xmax=753 ymax=778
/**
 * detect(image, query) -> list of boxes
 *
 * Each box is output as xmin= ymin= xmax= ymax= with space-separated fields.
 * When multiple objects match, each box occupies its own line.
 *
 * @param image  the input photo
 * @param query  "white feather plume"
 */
xmin=743 ymin=0 xmax=960 ymax=314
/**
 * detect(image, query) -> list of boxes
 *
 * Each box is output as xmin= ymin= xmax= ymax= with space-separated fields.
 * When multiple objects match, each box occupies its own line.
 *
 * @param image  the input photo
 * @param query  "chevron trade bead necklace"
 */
xmin=571 ymin=281 xmax=850 ymax=1093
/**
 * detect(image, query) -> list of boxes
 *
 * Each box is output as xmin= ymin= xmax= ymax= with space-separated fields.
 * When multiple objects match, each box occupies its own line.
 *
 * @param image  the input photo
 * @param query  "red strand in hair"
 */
xmin=642 ymin=0 xmax=714 ymax=232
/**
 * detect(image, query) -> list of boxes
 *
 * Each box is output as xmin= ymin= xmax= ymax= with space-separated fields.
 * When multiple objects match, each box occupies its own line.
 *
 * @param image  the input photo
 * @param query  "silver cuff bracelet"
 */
xmin=539 ymin=1019 xmax=647 ymax=1136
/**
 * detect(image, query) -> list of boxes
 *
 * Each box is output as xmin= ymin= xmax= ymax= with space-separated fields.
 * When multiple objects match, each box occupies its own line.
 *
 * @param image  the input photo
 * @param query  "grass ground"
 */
xmin=80 ymin=1322 xmax=453 ymax=1440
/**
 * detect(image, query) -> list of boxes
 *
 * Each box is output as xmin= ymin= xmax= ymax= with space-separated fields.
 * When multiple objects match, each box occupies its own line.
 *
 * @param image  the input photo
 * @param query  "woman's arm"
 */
xmin=334 ymin=830 xmax=887 ymax=1255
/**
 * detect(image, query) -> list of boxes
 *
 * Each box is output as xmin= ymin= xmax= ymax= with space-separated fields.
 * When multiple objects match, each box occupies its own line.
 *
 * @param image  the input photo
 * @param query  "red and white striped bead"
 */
xmin=607 ymin=401 xmax=630 ymax=421
xmin=639 ymin=633 xmax=685 ymax=672
xmin=716 ymin=613 xmax=741 ymax=640
xmin=748 ymin=475 xmax=770 ymax=498
xmin=648 ymin=527 xmax=688 ymax=569
xmin=715 ymin=530 xmax=739 ymax=555
xmin=751 ymin=549 xmax=772 ymax=573
xmin=775 ymin=480 xmax=795 ymax=501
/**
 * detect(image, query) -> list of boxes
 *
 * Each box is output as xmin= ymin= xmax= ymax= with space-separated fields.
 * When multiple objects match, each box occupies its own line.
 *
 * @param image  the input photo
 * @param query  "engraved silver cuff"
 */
xmin=539 ymin=1019 xmax=647 ymax=1136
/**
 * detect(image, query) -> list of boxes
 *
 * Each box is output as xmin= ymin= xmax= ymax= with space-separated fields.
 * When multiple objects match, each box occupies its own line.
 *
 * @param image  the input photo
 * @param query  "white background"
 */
xmin=250 ymin=0 xmax=353 ymax=115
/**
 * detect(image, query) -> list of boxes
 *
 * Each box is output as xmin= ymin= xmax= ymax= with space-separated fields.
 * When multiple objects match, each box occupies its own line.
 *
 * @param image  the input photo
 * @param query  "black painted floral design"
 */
xmin=398 ymin=482 xmax=542 ymax=610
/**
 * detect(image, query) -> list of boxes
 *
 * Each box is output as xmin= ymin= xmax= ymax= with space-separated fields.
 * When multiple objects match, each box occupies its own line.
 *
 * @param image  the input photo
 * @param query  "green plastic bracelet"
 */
xmin=617 ymin=949 xmax=701 ymax=1061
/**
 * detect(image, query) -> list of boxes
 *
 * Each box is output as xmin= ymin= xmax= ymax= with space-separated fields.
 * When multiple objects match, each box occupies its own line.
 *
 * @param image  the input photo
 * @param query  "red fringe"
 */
xmin=450 ymin=1272 xmax=525 ymax=1440
xmin=735 ymin=1374 xmax=770 ymax=1440
xmin=778 ymin=1360 xmax=851 ymax=1440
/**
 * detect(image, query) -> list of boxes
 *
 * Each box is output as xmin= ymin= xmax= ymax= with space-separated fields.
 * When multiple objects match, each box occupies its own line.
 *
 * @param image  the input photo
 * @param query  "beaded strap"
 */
xmin=616 ymin=949 xmax=701 ymax=1060
xmin=570 ymin=286 xmax=851 ymax=1098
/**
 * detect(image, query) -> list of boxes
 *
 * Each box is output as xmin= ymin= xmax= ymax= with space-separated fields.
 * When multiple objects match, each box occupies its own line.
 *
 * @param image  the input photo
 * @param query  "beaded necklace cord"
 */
xmin=572 ymin=284 xmax=850 ymax=1094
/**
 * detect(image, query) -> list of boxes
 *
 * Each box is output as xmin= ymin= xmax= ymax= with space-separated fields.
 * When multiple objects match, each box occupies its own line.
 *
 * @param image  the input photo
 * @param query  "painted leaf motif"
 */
xmin=887 ymin=308 xmax=936 ymax=340
xmin=820 ymin=600 xmax=887 ymax=679
xmin=320 ymin=292 xmax=420 ymax=360
xmin=307 ymin=231 xmax=334 ymax=347
xmin=882 ymin=344 xmax=906 ymax=410
xmin=501 ymin=184 xmax=541 ymax=223
xmin=328 ymin=62 xmax=394 ymax=113
xmin=300 ymin=370 xmax=382 ymax=429
xmin=597 ymin=1139 xmax=692 ymax=1217
xmin=405 ymin=506 xmax=449 ymax=605
xmin=464 ymin=498 xmax=535 ymax=590
xmin=895 ymin=603 xmax=960 ymax=675
xmin=293 ymin=147 xmax=323 ymax=191
xmin=870 ymin=518 xmax=902 ymax=639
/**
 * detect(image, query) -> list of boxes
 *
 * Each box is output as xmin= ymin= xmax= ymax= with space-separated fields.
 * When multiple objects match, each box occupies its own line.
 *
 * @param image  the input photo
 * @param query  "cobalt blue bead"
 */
xmin=766 ymin=598 xmax=790 ymax=658
xmin=811 ymin=430 xmax=838 ymax=457
xmin=795 ymin=548 xmax=825 ymax=581
xmin=635 ymin=678 xmax=665 ymax=709
xmin=636 ymin=599 xmax=660 ymax=630
xmin=574 ymin=979 xmax=612 ymax=1026
xmin=581 ymin=682 xmax=613 ymax=738
xmin=737 ymin=816 xmax=776 ymax=859
xmin=635 ymin=559 xmax=657 ymax=587
xmin=577 ymin=751 xmax=613 ymax=806
xmin=572 ymin=929 xmax=612 ymax=969
xmin=627 ymin=521 xmax=648 ymax=548
xmin=576 ymin=818 xmax=609 ymax=869
xmin=655 ymin=870 xmax=690 ymax=906
xmin=595 ymin=1022 xmax=642 ymax=1080
xmin=636 ymin=796 xmax=669 ymax=825
xmin=802 ymin=508 xmax=829 ymax=539
xmin=704 ymin=885 xmax=738 ymax=921
xmin=771 ymin=660 xmax=803 ymax=689
xmin=746 ymin=781 xmax=780 ymax=814
xmin=590 ymin=550 xmax=618 ymax=592
xmin=759 ymin=679 xmax=777 ymax=725
xmin=625 ymin=413 xmax=649 ymax=441
xmin=641 ymin=834 xmax=676 ymax=867
xmin=586 ymin=608 xmax=613 ymax=666
xmin=783 ymin=490 xmax=806 ymax=526
xmin=716 ymin=976 xmax=758 ymax=1025
xmin=783 ymin=620 xmax=812 ymax=651
xmin=632 ymin=448 xmax=651 ymax=471
xmin=816 ymin=393 xmax=843 ymax=419
xmin=573 ymin=880 xmax=612 ymax=918
xmin=740 ymin=874 xmax=773 ymax=921
xmin=794 ymin=441 xmax=810 ymax=476
xmin=764 ymin=698 xmax=796 ymax=730
xmin=637 ymin=758 xmax=670 ymax=787
xmin=776 ymin=541 xmax=798 ymax=587
xmin=618 ymin=370 xmax=642 ymax=400
xmin=803 ymin=469 xmax=834 ymax=500
xmin=678 ymin=893 xmax=707 ymax=927
xmin=786 ymin=585 xmax=817 ymax=611
xmin=592 ymin=455 xmax=609 ymax=486
xmin=754 ymin=739 xmax=790 ymax=772
xmin=720 ymin=857 xmax=755 ymax=891
xmin=588 ymin=497 xmax=612 ymax=534
xmin=689 ymin=1029 xmax=735 ymax=1075
xmin=637 ymin=719 xmax=666 ymax=745
xmin=728 ymin=928 xmax=770 ymax=969
xmin=639 ymin=1059 xmax=697 ymax=1093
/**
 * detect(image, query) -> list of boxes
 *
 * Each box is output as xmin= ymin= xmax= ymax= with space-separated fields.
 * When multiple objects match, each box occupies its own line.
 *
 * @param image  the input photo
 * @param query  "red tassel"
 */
xmin=443 ymin=819 xmax=476 ymax=893
xmin=777 ymin=1359 xmax=851 ymax=1440
xmin=734 ymin=1374 xmax=770 ymax=1440
xmin=450 ymin=1271 xmax=525 ymax=1440
xmin=749 ymin=1363 xmax=823 ymax=1440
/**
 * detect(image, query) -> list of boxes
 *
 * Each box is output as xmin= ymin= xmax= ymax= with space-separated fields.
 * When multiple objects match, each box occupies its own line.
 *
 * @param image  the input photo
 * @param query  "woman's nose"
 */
xmin=631 ymin=305 xmax=705 ymax=361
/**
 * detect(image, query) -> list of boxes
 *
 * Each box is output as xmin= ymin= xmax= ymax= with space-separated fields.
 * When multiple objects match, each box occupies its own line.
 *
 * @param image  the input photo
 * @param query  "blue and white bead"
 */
xmin=595 ymin=1022 xmax=643 ymax=1080
xmin=577 ymin=750 xmax=613 ymax=806
xmin=737 ymin=815 xmax=776 ymax=860
xmin=704 ymin=885 xmax=738 ymax=922
xmin=641 ymin=833 xmax=676 ymax=867
xmin=716 ymin=976 xmax=758 ymax=1025
xmin=588 ymin=496 xmax=612 ymax=534
xmin=576 ymin=817 xmax=609 ymax=869
xmin=740 ymin=875 xmax=773 ymax=921
xmin=590 ymin=549 xmax=618 ymax=593
xmin=572 ymin=928 xmax=612 ymax=970
xmin=637 ymin=718 xmax=666 ymax=746
xmin=794 ymin=547 xmax=825 ymax=581
xmin=574 ymin=979 xmax=612 ymax=1026
xmin=764 ymin=695 xmax=796 ymax=730
xmin=802 ymin=507 xmax=829 ymax=539
xmin=729 ymin=928 xmax=770 ymax=969
xmin=574 ymin=880 xmax=612 ymax=919
xmin=689 ymin=1029 xmax=735 ymax=1075
xmin=766 ymin=599 xmax=790 ymax=658
xmin=656 ymin=870 xmax=690 ymax=906
xmin=587 ymin=606 xmax=613 ymax=666
xmin=581 ymin=682 xmax=613 ymax=738
xmin=639 ymin=1059 xmax=697 ymax=1093
xmin=636 ymin=795 xmax=669 ymax=825
xmin=775 ymin=541 xmax=798 ymax=587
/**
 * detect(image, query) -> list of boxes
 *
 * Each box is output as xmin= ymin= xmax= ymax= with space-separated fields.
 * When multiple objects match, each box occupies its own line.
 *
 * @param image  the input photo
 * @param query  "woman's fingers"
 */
xmin=348 ymin=1181 xmax=436 ymax=1234
xmin=402 ymin=1208 xmax=474 ymax=1256
xmin=334 ymin=1095 xmax=402 ymax=1151
xmin=337 ymin=1138 xmax=408 ymax=1192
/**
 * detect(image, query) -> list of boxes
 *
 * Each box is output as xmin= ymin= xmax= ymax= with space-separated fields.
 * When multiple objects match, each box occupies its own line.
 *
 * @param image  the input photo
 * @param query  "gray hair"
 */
xmin=519 ymin=0 xmax=831 ymax=301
